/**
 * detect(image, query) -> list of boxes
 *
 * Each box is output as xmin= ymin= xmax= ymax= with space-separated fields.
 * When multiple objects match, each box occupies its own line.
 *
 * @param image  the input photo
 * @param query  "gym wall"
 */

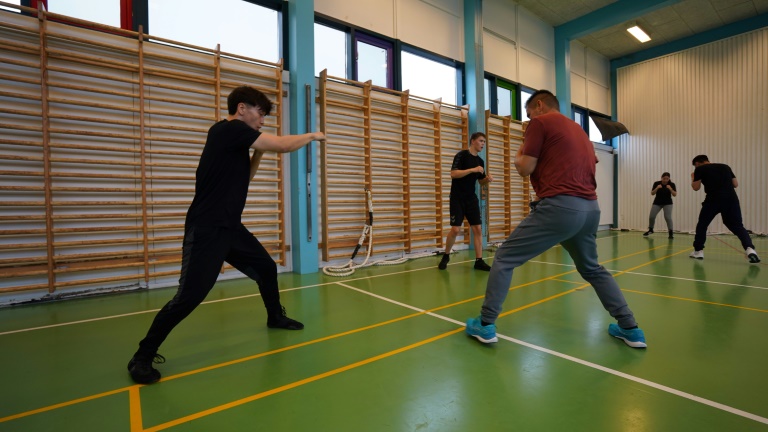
xmin=616 ymin=27 xmax=768 ymax=235
xmin=0 ymin=7 xmax=286 ymax=302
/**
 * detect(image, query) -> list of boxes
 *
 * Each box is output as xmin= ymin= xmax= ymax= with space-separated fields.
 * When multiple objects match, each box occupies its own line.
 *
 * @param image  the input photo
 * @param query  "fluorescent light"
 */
xmin=627 ymin=25 xmax=651 ymax=43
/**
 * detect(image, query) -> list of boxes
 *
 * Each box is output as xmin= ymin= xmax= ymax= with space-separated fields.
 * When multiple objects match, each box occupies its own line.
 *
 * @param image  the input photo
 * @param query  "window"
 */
xmin=148 ymin=0 xmax=280 ymax=62
xmin=355 ymin=33 xmax=393 ymax=88
xmin=572 ymin=105 xmax=587 ymax=132
xmin=588 ymin=115 xmax=607 ymax=144
xmin=484 ymin=75 xmax=518 ymax=118
xmin=496 ymin=80 xmax=516 ymax=118
xmin=48 ymin=0 xmax=121 ymax=27
xmin=314 ymin=23 xmax=347 ymax=79
xmin=1 ymin=0 xmax=20 ymax=13
xmin=401 ymin=49 xmax=457 ymax=105
xmin=519 ymin=87 xmax=535 ymax=122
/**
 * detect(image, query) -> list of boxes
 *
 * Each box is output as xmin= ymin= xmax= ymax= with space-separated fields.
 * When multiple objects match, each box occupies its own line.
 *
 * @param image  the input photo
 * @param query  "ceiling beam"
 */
xmin=555 ymin=0 xmax=682 ymax=40
xmin=554 ymin=0 xmax=682 ymax=116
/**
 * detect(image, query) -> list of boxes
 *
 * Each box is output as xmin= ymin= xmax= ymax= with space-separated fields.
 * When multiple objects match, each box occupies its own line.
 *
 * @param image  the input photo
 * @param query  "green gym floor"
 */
xmin=1 ymin=232 xmax=767 ymax=432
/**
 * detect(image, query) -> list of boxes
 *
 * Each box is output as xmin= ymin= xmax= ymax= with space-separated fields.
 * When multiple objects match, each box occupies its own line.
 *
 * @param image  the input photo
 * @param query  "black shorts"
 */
xmin=450 ymin=196 xmax=481 ymax=226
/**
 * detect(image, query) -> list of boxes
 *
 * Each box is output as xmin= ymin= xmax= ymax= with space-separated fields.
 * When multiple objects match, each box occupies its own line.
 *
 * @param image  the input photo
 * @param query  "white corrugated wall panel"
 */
xmin=616 ymin=27 xmax=768 ymax=236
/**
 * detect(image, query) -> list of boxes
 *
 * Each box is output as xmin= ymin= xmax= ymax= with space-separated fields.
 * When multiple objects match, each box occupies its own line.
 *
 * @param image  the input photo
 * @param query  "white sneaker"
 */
xmin=746 ymin=247 xmax=760 ymax=263
xmin=689 ymin=250 xmax=704 ymax=259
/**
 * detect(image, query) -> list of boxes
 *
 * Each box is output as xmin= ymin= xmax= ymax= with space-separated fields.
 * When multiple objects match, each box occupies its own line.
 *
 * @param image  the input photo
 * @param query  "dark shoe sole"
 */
xmin=127 ymin=360 xmax=161 ymax=384
xmin=748 ymin=254 xmax=760 ymax=263
xmin=267 ymin=320 xmax=304 ymax=330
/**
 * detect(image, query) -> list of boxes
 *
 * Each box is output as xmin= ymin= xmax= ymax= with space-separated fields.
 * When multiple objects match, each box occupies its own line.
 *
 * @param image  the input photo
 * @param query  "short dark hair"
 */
xmin=525 ymin=90 xmax=559 ymax=111
xmin=470 ymin=132 xmax=486 ymax=142
xmin=662 ymin=172 xmax=670 ymax=178
xmin=227 ymin=86 xmax=274 ymax=115
xmin=692 ymin=155 xmax=709 ymax=165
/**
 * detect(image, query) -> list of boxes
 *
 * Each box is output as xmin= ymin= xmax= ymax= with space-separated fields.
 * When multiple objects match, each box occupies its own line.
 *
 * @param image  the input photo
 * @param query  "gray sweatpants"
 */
xmin=648 ymin=204 xmax=673 ymax=231
xmin=481 ymin=195 xmax=637 ymax=328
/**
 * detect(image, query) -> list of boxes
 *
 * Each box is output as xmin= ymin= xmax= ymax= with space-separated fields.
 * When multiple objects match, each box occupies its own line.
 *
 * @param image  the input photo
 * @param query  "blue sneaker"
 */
xmin=466 ymin=316 xmax=498 ymax=343
xmin=608 ymin=323 xmax=647 ymax=348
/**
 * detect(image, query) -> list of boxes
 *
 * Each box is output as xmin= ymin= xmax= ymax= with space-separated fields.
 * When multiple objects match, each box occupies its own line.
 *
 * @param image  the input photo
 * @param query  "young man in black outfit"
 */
xmin=127 ymin=86 xmax=326 ymax=384
xmin=438 ymin=132 xmax=494 ymax=271
xmin=689 ymin=155 xmax=759 ymax=263
xmin=643 ymin=172 xmax=677 ymax=238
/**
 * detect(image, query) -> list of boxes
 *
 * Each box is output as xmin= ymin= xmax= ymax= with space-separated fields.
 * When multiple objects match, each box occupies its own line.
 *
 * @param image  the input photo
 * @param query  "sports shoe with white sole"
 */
xmin=689 ymin=250 xmax=704 ymax=259
xmin=608 ymin=323 xmax=647 ymax=348
xmin=746 ymin=247 xmax=760 ymax=263
xmin=466 ymin=316 xmax=498 ymax=343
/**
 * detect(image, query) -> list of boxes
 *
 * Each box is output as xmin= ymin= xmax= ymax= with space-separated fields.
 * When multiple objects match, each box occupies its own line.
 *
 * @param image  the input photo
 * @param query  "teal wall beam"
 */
xmin=288 ymin=0 xmax=318 ymax=274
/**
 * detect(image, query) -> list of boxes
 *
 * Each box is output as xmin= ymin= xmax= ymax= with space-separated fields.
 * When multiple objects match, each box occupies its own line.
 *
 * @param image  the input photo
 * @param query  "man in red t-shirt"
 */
xmin=466 ymin=90 xmax=645 ymax=348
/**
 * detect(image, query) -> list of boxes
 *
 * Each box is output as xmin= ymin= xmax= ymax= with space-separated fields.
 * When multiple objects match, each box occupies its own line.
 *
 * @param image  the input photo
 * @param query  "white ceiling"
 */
xmin=513 ymin=0 xmax=768 ymax=58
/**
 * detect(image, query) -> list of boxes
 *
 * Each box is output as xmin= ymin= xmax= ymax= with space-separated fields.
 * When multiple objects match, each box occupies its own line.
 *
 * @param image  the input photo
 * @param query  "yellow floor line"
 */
xmin=0 ymin=245 xmax=688 ymax=427
xmin=142 ymin=328 xmax=465 ymax=432
xmin=142 ymin=248 xmax=694 ymax=430
xmin=129 ymin=386 xmax=143 ymax=432
xmin=621 ymin=289 xmax=768 ymax=313
xmin=0 ymin=387 xmax=130 ymax=423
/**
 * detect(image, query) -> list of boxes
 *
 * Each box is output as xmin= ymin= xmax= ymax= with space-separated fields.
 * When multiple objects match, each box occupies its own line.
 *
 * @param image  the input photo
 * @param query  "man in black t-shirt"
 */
xmin=689 ymin=155 xmax=759 ymax=263
xmin=643 ymin=172 xmax=677 ymax=238
xmin=127 ymin=86 xmax=326 ymax=384
xmin=438 ymin=132 xmax=494 ymax=271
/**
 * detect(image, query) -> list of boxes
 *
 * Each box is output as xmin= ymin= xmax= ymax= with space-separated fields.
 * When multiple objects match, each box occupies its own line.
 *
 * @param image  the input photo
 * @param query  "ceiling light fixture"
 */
xmin=627 ymin=23 xmax=651 ymax=43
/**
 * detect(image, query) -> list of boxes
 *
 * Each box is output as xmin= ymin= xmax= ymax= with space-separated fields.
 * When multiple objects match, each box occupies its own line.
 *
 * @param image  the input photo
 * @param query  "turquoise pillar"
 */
xmin=554 ymin=0 xmax=680 ymax=117
xmin=554 ymin=33 xmax=571 ymax=117
xmin=463 ymin=0 xmax=486 ymax=251
xmin=553 ymin=0 xmax=681 ymax=228
xmin=287 ymin=0 xmax=318 ymax=274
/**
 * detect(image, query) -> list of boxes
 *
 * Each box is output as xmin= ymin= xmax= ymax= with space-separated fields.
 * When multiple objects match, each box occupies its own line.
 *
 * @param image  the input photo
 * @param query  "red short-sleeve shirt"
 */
xmin=522 ymin=112 xmax=597 ymax=200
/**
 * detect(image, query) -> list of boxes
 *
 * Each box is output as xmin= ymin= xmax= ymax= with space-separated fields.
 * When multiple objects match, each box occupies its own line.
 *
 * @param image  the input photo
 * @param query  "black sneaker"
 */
xmin=474 ymin=259 xmax=491 ymax=271
xmin=267 ymin=306 xmax=304 ymax=330
xmin=668 ymin=231 xmax=674 ymax=239
xmin=438 ymin=254 xmax=450 ymax=270
xmin=643 ymin=229 xmax=653 ymax=236
xmin=127 ymin=353 xmax=165 ymax=384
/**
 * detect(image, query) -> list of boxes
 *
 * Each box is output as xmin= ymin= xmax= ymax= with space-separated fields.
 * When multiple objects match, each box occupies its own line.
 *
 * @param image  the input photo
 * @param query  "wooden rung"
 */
xmin=371 ymin=107 xmax=406 ymax=118
xmin=325 ymin=118 xmax=365 ymax=129
xmin=326 ymin=99 xmax=364 ymax=110
xmin=326 ymin=129 xmax=368 ymax=139
xmin=370 ymin=116 xmax=406 ymax=126
xmin=370 ymin=136 xmax=407 ymax=143
xmin=370 ymin=125 xmax=404 ymax=134
xmin=326 ymin=109 xmax=368 ymax=120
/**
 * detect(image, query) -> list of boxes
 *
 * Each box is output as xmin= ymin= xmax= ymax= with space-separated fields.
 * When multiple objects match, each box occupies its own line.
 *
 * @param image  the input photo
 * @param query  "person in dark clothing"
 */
xmin=127 ymin=86 xmax=326 ymax=384
xmin=643 ymin=172 xmax=677 ymax=239
xmin=438 ymin=132 xmax=494 ymax=271
xmin=689 ymin=155 xmax=759 ymax=263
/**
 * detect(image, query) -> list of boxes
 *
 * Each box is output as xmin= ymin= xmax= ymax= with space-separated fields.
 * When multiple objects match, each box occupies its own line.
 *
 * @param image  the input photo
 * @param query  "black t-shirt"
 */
xmin=693 ymin=163 xmax=737 ymax=201
xmin=450 ymin=149 xmax=486 ymax=200
xmin=651 ymin=181 xmax=676 ymax=206
xmin=185 ymin=120 xmax=261 ymax=227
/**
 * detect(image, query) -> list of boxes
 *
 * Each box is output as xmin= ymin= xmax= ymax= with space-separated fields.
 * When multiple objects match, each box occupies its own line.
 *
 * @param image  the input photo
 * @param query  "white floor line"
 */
xmin=334 ymin=282 xmax=768 ymax=426
xmin=613 ymin=270 xmax=768 ymax=291
xmin=529 ymin=260 xmax=768 ymax=291
xmin=3 ymin=248 xmax=762 ymax=336
xmin=0 ymin=258 xmax=480 ymax=336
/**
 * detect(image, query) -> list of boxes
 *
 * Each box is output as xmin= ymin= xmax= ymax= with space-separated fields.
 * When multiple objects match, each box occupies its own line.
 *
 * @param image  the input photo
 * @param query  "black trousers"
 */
xmin=137 ymin=223 xmax=281 ymax=355
xmin=693 ymin=197 xmax=754 ymax=251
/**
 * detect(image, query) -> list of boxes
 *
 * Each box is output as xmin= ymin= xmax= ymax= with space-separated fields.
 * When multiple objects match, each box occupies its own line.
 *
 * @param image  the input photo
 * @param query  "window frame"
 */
xmin=354 ymin=31 xmax=395 ymax=89
xmin=518 ymin=85 xmax=536 ymax=122
xmin=401 ymin=43 xmax=463 ymax=105
xmin=572 ymin=104 xmax=612 ymax=144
